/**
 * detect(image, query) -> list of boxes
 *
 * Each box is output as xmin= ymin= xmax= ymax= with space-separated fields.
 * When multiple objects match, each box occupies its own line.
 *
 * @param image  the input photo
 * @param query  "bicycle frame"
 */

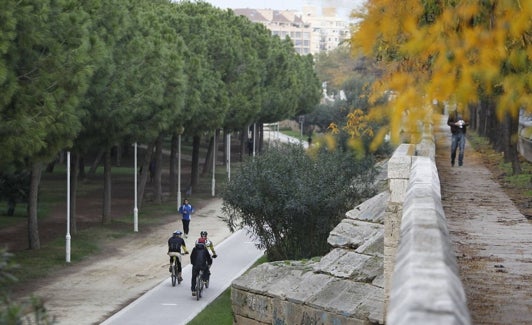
xmin=195 ymin=269 xmax=204 ymax=300
xmin=168 ymin=252 xmax=183 ymax=287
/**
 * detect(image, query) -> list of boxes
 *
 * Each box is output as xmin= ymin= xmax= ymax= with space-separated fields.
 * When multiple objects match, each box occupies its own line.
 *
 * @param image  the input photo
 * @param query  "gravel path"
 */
xmin=435 ymin=117 xmax=532 ymax=325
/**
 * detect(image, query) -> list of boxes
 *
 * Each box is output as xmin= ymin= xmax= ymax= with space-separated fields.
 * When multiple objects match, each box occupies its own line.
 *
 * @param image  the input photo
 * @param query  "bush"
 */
xmin=0 ymin=249 xmax=55 ymax=324
xmin=221 ymin=142 xmax=377 ymax=261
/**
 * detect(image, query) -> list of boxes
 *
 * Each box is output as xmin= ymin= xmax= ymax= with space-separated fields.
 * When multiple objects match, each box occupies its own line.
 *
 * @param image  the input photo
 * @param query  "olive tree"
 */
xmin=221 ymin=142 xmax=378 ymax=261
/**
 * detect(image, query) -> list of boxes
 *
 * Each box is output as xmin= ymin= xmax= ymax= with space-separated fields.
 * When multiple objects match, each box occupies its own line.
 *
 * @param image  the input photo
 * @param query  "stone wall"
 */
xmin=384 ymin=124 xmax=471 ymax=325
xmin=231 ymin=120 xmax=471 ymax=324
xmin=232 ymin=192 xmax=388 ymax=324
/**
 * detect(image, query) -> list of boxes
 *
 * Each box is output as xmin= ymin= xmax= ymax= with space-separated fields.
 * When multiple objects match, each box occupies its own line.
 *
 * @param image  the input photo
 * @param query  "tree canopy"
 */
xmin=0 ymin=0 xmax=322 ymax=248
xmin=351 ymin=0 xmax=532 ymax=153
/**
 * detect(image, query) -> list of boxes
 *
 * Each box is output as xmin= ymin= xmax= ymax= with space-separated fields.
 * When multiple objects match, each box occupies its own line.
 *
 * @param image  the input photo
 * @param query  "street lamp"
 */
xmin=66 ymin=151 xmax=71 ymax=263
xmin=298 ymin=115 xmax=305 ymax=141
xmin=133 ymin=142 xmax=138 ymax=232
xmin=226 ymin=131 xmax=231 ymax=181
xmin=177 ymin=126 xmax=184 ymax=209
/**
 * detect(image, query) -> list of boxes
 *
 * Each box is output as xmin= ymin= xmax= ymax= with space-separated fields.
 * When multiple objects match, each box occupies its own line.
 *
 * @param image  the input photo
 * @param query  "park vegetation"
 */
xmin=350 ymin=0 xmax=532 ymax=175
xmin=0 ymin=0 xmax=321 ymax=250
xmin=221 ymin=142 xmax=379 ymax=261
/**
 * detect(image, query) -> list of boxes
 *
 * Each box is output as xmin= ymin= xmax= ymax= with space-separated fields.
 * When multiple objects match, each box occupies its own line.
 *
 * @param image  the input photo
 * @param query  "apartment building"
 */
xmin=233 ymin=6 xmax=350 ymax=55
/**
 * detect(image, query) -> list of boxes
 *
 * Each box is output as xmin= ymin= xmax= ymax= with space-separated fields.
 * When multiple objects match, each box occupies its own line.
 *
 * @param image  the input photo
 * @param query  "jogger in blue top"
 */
xmin=178 ymin=199 xmax=194 ymax=238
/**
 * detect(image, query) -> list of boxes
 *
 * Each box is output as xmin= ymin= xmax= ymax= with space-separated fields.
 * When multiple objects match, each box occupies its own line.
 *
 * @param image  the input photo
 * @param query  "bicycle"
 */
xmin=168 ymin=252 xmax=183 ymax=287
xmin=195 ymin=269 xmax=207 ymax=300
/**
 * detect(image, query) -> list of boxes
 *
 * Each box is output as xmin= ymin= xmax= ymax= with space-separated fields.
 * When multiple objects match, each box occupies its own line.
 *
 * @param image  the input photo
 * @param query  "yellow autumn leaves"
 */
xmin=349 ymin=0 xmax=532 ymax=143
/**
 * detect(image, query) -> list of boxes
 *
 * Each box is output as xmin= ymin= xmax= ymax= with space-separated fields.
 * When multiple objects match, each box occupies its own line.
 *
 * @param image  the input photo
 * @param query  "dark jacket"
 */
xmin=447 ymin=110 xmax=469 ymax=134
xmin=190 ymin=244 xmax=212 ymax=270
xmin=168 ymin=235 xmax=186 ymax=253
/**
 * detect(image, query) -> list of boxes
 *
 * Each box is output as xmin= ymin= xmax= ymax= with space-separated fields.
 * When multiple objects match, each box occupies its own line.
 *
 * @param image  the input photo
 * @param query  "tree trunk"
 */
xmin=202 ymin=135 xmax=214 ymax=177
xmin=191 ymin=135 xmax=201 ymax=188
xmin=259 ymin=123 xmax=264 ymax=153
xmin=138 ymin=142 xmax=155 ymax=209
xmin=240 ymin=127 xmax=247 ymax=161
xmin=115 ymin=143 xmax=121 ymax=167
xmin=504 ymin=113 xmax=522 ymax=174
xmin=28 ymin=161 xmax=43 ymax=249
xmin=79 ymin=156 xmax=86 ymax=180
xmin=169 ymin=132 xmax=178 ymax=199
xmin=89 ymin=148 xmax=104 ymax=176
xmin=102 ymin=147 xmax=112 ymax=224
xmin=70 ymin=152 xmax=80 ymax=234
xmin=154 ymin=135 xmax=163 ymax=204
xmin=222 ymin=129 xmax=227 ymax=167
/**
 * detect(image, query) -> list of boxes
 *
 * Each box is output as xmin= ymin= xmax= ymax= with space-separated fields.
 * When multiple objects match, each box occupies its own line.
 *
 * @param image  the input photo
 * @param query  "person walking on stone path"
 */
xmin=178 ymin=199 xmax=194 ymax=238
xmin=447 ymin=108 xmax=469 ymax=167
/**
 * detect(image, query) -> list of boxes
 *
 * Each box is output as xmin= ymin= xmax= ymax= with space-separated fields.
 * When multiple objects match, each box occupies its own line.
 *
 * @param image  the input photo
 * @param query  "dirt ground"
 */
xmin=2 ymin=173 xmax=232 ymax=325
xmin=2 ymin=127 xmax=531 ymax=324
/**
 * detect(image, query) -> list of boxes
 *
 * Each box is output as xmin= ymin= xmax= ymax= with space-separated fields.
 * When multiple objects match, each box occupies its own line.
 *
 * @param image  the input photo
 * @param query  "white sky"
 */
xmin=201 ymin=0 xmax=365 ymax=20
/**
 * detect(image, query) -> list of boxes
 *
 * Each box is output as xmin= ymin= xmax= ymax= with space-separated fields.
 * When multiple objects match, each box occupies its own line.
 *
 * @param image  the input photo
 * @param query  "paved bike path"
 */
xmin=101 ymin=229 xmax=264 ymax=325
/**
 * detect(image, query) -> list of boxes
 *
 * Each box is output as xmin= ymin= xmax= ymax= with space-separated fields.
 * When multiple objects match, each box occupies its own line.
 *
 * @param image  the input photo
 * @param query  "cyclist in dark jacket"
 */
xmin=190 ymin=238 xmax=212 ymax=296
xmin=167 ymin=230 xmax=188 ymax=281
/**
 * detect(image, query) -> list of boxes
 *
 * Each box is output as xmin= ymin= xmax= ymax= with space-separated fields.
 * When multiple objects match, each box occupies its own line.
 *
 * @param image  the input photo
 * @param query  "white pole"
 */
xmin=66 ymin=151 xmax=71 ymax=263
xmin=177 ymin=134 xmax=182 ymax=209
xmin=253 ymin=123 xmax=256 ymax=157
xmin=211 ymin=131 xmax=216 ymax=196
xmin=226 ymin=133 xmax=231 ymax=181
xmin=133 ymin=142 xmax=138 ymax=232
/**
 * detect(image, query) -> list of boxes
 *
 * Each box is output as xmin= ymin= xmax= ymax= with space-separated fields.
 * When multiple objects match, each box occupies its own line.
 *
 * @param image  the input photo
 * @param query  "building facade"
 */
xmin=233 ymin=6 xmax=349 ymax=55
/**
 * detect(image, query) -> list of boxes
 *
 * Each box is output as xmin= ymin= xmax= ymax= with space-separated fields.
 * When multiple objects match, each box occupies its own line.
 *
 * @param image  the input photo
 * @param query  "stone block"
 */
xmin=272 ymin=299 xmax=372 ymax=325
xmin=345 ymin=191 xmax=389 ymax=224
xmin=306 ymin=279 xmax=384 ymax=323
xmin=234 ymin=314 xmax=268 ymax=325
xmin=384 ymin=207 xmax=402 ymax=244
xmin=389 ymin=179 xmax=408 ymax=203
xmin=328 ymin=219 xmax=383 ymax=250
xmin=232 ymin=288 xmax=273 ymax=323
xmin=315 ymin=248 xmax=382 ymax=282
xmin=387 ymin=155 xmax=412 ymax=179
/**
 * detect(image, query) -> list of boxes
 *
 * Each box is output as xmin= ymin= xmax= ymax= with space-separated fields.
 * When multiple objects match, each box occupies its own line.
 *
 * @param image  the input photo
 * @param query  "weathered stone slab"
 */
xmin=345 ymin=191 xmax=388 ymax=224
xmin=232 ymin=261 xmax=384 ymax=324
xmin=233 ymin=262 xmax=335 ymax=303
xmin=314 ymin=248 xmax=382 ymax=282
xmin=306 ymin=279 xmax=383 ymax=323
xmin=328 ymin=219 xmax=383 ymax=251
xmin=372 ymin=271 xmax=384 ymax=288
xmin=387 ymin=144 xmax=414 ymax=179
xmin=234 ymin=314 xmax=267 ymax=325
xmin=232 ymin=288 xmax=273 ymax=324
xmin=272 ymin=298 xmax=373 ymax=325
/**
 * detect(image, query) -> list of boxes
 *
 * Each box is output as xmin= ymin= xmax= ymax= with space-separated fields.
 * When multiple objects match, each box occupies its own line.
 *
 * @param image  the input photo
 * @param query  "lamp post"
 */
xmin=226 ymin=132 xmax=231 ymax=181
xmin=299 ymin=115 xmax=304 ymax=142
xmin=177 ymin=126 xmax=184 ymax=208
xmin=211 ymin=130 xmax=216 ymax=196
xmin=66 ymin=151 xmax=71 ymax=263
xmin=133 ymin=142 xmax=138 ymax=232
xmin=253 ymin=123 xmax=256 ymax=157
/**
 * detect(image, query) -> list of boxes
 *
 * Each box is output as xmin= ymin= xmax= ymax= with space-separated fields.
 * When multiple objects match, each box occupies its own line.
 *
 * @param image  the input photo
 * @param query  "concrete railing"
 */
xmin=384 ymin=129 xmax=471 ymax=324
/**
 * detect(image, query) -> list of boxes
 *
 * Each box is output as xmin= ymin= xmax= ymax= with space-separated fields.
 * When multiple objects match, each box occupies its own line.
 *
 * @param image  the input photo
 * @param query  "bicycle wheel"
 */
xmin=171 ymin=261 xmax=177 ymax=287
xmin=195 ymin=272 xmax=202 ymax=300
xmin=176 ymin=259 xmax=182 ymax=285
